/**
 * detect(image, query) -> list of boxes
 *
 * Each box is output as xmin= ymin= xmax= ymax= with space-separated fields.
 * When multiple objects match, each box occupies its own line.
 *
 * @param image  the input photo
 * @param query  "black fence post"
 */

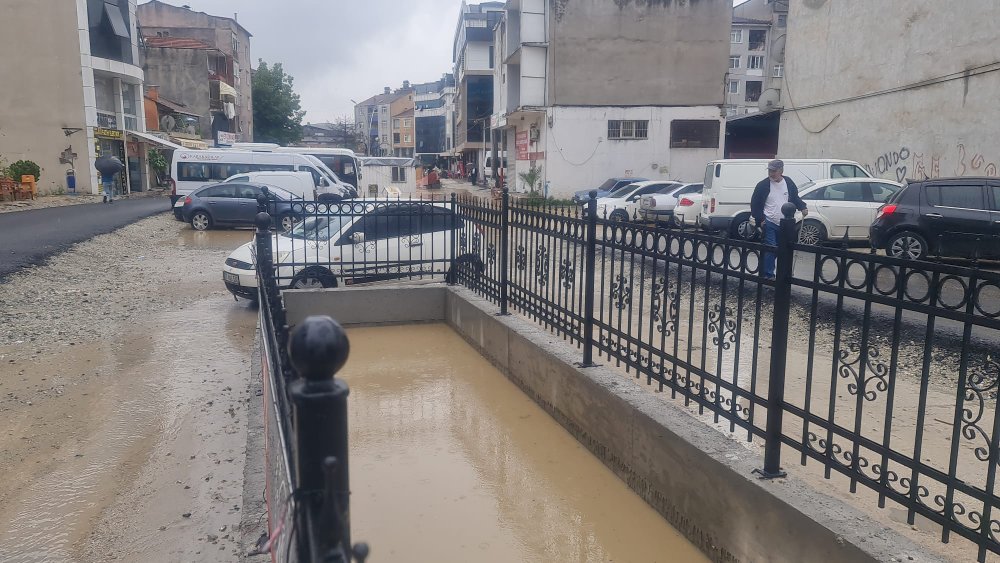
xmin=581 ymin=190 xmax=599 ymax=367
xmin=255 ymin=211 xmax=275 ymax=306
xmin=758 ymin=202 xmax=796 ymax=479
xmin=449 ymin=192 xmax=457 ymax=285
xmin=288 ymin=316 xmax=357 ymax=561
xmin=499 ymin=186 xmax=510 ymax=315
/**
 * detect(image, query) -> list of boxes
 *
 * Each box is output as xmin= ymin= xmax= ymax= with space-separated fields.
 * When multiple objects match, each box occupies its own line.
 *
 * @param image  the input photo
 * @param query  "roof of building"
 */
xmin=732 ymin=17 xmax=772 ymax=25
xmin=144 ymin=36 xmax=213 ymax=49
xmin=139 ymin=0 xmax=253 ymax=37
xmin=148 ymin=95 xmax=201 ymax=117
xmin=304 ymin=122 xmax=338 ymax=131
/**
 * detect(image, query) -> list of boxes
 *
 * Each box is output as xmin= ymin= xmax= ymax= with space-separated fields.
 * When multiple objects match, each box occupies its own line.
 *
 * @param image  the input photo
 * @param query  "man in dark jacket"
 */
xmin=749 ymin=159 xmax=808 ymax=279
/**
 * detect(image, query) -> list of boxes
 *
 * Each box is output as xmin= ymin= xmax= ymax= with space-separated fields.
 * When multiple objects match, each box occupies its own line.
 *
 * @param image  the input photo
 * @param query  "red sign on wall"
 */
xmin=515 ymin=131 xmax=530 ymax=161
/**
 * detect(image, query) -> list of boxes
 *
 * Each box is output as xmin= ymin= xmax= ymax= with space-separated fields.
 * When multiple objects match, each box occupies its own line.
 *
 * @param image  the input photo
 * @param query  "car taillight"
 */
xmin=184 ymin=196 xmax=192 ymax=205
xmin=678 ymin=197 xmax=695 ymax=207
xmin=710 ymin=197 xmax=716 ymax=212
xmin=876 ymin=204 xmax=897 ymax=219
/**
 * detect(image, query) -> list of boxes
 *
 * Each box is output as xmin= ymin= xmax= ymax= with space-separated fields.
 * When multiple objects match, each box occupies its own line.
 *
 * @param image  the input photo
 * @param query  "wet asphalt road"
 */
xmin=0 ymin=196 xmax=169 ymax=278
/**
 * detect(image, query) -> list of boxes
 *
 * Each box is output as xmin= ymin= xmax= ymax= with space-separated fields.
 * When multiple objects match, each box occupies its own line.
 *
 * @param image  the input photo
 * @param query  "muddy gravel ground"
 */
xmin=0 ymin=213 xmax=259 ymax=562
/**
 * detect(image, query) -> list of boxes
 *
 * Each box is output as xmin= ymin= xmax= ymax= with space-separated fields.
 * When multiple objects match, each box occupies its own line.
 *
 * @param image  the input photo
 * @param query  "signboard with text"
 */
xmin=94 ymin=127 xmax=123 ymax=140
xmin=216 ymin=131 xmax=238 ymax=146
xmin=515 ymin=131 xmax=530 ymax=161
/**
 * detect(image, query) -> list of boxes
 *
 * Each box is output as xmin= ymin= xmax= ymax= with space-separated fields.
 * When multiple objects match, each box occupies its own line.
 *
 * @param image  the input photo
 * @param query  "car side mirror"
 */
xmin=352 ymin=232 xmax=365 ymax=243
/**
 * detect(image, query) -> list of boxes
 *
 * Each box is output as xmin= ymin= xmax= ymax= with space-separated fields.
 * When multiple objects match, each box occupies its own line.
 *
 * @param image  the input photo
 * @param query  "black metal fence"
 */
xmin=255 ymin=190 xmax=1000 ymax=560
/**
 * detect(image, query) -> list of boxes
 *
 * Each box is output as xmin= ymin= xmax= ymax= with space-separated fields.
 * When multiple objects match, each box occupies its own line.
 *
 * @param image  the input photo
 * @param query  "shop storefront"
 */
xmin=94 ymin=127 xmax=128 ymax=195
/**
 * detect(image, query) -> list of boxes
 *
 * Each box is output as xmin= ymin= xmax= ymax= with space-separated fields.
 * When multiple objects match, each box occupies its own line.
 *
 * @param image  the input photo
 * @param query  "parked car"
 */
xmin=181 ymin=182 xmax=303 ymax=232
xmin=796 ymin=178 xmax=902 ymax=244
xmin=639 ymin=183 xmax=703 ymax=226
xmin=595 ymin=181 xmax=682 ymax=222
xmin=870 ymin=178 xmax=1000 ymax=260
xmin=700 ymin=158 xmax=871 ymax=239
xmin=222 ymin=200 xmax=469 ymax=300
xmin=572 ymin=177 xmax=648 ymax=205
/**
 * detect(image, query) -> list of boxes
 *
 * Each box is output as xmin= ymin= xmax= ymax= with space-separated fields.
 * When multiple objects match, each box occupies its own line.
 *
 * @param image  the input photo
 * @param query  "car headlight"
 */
xmin=225 ymin=258 xmax=253 ymax=270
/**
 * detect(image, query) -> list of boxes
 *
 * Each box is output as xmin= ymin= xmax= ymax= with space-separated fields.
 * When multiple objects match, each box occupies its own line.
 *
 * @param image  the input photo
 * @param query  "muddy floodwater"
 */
xmin=343 ymin=324 xmax=706 ymax=563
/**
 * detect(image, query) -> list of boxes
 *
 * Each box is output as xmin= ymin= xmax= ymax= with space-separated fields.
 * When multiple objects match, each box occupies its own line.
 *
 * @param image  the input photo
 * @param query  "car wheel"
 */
xmin=278 ymin=213 xmax=297 ymax=232
xmin=290 ymin=267 xmax=337 ymax=289
xmin=609 ymin=209 xmax=629 ymax=223
xmin=887 ymin=231 xmax=928 ymax=260
xmin=798 ymin=220 xmax=827 ymax=245
xmin=190 ymin=211 xmax=212 ymax=231
xmin=730 ymin=214 xmax=759 ymax=241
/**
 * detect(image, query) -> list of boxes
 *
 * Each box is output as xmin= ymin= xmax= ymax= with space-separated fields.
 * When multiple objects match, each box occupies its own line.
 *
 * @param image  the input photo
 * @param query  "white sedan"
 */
xmin=595 ymin=181 xmax=682 ymax=222
xmin=639 ymin=183 xmax=703 ymax=226
xmin=797 ymin=178 xmax=902 ymax=244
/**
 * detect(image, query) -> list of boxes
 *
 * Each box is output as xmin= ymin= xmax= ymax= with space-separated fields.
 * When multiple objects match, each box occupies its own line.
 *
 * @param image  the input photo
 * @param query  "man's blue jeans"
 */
xmin=762 ymin=220 xmax=779 ymax=278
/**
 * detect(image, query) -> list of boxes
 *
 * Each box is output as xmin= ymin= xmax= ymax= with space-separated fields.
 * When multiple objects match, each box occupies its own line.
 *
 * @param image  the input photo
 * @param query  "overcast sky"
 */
xmin=145 ymin=0 xmax=748 ymax=123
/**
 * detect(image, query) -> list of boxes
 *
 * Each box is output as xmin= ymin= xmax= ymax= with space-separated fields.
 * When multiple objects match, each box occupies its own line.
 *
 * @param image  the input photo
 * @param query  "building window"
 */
xmin=393 ymin=133 xmax=401 ymax=143
xmin=777 ymin=14 xmax=787 ymax=27
xmin=382 ymin=135 xmax=388 ymax=143
xmin=404 ymin=134 xmax=412 ymax=143
xmin=729 ymin=56 xmax=740 ymax=70
xmin=728 ymin=80 xmax=739 ymax=94
xmin=403 ymin=118 xmax=411 ymax=128
xmin=232 ymin=32 xmax=239 ymax=57
xmin=381 ymin=106 xmax=387 ymax=113
xmin=748 ymin=30 xmax=767 ymax=51
xmin=731 ymin=29 xmax=742 ymax=43
xmin=669 ymin=120 xmax=720 ymax=149
xmin=747 ymin=55 xmax=764 ymax=70
xmin=391 ymin=167 xmax=407 ymax=182
xmin=489 ymin=46 xmax=494 ymax=68
xmin=773 ymin=64 xmax=784 ymax=78
xmin=393 ymin=118 xmax=400 ymax=129
xmin=608 ymin=120 xmax=649 ymax=140
xmin=745 ymin=80 xmax=763 ymax=102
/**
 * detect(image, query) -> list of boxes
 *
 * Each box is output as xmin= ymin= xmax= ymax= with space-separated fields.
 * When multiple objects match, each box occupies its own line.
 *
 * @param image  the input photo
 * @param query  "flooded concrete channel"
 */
xmin=344 ymin=323 xmax=707 ymax=562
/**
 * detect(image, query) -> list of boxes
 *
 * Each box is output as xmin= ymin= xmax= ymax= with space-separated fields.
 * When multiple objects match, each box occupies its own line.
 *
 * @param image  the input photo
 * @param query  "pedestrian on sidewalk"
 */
xmin=95 ymin=153 xmax=124 ymax=204
xmin=750 ymin=159 xmax=808 ymax=279
xmin=469 ymin=164 xmax=478 ymax=186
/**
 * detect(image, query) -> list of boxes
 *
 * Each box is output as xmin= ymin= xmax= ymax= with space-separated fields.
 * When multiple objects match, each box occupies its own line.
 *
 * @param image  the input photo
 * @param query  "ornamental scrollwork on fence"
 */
xmin=515 ymin=245 xmax=527 ymax=271
xmin=535 ymin=245 xmax=549 ymax=287
xmin=559 ymin=258 xmax=575 ymax=289
xmin=459 ymin=231 xmax=468 ymax=250
xmin=610 ymin=274 xmax=632 ymax=311
xmin=837 ymin=342 xmax=890 ymax=402
xmin=354 ymin=241 xmax=377 ymax=254
xmin=402 ymin=235 xmax=421 ymax=248
xmin=486 ymin=242 xmax=497 ymax=265
xmin=961 ymin=354 xmax=1000 ymax=464
xmin=707 ymin=304 xmax=737 ymax=350
xmin=651 ymin=277 xmax=679 ymax=336
xmin=471 ymin=231 xmax=482 ymax=253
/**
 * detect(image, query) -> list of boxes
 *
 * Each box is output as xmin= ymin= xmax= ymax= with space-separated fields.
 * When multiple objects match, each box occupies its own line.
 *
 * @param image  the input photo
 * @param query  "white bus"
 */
xmin=169 ymin=149 xmax=350 ymax=216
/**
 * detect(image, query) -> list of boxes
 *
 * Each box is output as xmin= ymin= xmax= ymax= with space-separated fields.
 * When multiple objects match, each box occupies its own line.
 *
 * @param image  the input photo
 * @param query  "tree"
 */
xmin=252 ymin=61 xmax=306 ymax=145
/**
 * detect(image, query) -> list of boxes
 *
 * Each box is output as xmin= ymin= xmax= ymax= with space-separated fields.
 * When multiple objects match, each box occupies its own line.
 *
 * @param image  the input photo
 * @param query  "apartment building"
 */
xmin=0 ymin=0 xmax=159 ymax=195
xmin=413 ymin=75 xmax=457 ymax=165
xmin=137 ymin=0 xmax=253 ymax=142
xmin=390 ymin=86 xmax=415 ymax=158
xmin=453 ymin=2 xmax=505 ymax=172
xmin=726 ymin=0 xmax=788 ymax=117
xmin=493 ymin=0 xmax=729 ymax=196
xmin=354 ymin=88 xmax=400 ymax=156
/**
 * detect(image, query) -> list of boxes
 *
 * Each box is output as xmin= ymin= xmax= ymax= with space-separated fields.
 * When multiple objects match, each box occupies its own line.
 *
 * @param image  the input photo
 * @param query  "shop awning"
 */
xmin=218 ymin=81 xmax=238 ymax=99
xmin=173 ymin=137 xmax=210 ymax=150
xmin=127 ymin=130 xmax=183 ymax=150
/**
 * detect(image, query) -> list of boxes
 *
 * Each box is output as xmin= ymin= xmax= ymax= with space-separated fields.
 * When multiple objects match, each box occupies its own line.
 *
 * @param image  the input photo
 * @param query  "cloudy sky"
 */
xmin=146 ymin=0 xmax=749 ymax=123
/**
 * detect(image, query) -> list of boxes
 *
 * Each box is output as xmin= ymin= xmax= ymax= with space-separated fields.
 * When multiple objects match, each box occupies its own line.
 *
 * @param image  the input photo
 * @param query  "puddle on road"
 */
xmin=344 ymin=324 xmax=707 ymax=563
xmin=175 ymin=227 xmax=254 ymax=250
xmin=0 ymin=298 xmax=257 ymax=562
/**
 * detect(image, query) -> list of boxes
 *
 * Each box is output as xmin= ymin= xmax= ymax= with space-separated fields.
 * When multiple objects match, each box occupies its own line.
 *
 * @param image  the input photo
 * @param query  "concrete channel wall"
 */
xmin=283 ymin=285 xmax=937 ymax=563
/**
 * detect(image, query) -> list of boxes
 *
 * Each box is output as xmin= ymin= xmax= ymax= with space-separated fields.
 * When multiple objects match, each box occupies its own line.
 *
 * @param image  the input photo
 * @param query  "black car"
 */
xmin=181 ymin=182 xmax=303 ymax=232
xmin=870 ymin=177 xmax=1000 ymax=260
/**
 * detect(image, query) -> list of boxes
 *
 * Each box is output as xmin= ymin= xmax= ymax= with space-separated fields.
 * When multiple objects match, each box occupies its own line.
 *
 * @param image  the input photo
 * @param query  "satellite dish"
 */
xmin=160 ymin=115 xmax=176 ymax=131
xmin=758 ymin=88 xmax=783 ymax=113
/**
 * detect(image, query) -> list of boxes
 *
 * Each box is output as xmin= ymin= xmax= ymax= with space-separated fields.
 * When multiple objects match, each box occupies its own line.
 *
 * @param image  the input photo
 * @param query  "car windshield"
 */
xmin=659 ymin=183 xmax=684 ymax=194
xmin=283 ymin=215 xmax=349 ymax=241
xmin=608 ymin=183 xmax=638 ymax=197
xmin=305 ymin=155 xmax=343 ymax=184
xmin=596 ymin=178 xmax=618 ymax=191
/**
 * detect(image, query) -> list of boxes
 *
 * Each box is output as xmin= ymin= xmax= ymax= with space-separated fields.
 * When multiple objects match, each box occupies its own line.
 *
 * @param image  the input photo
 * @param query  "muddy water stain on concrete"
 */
xmin=344 ymin=324 xmax=707 ymax=563
xmin=0 ymin=298 xmax=257 ymax=562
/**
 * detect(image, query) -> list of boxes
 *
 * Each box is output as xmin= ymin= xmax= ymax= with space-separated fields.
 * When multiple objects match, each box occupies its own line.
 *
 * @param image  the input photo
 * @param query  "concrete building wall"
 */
xmin=0 ymin=0 xmax=88 ymax=194
xmin=548 ymin=0 xmax=730 ymax=106
xmin=778 ymin=1 xmax=1000 ymax=182
xmin=142 ymin=48 xmax=212 ymax=137
xmin=465 ymin=42 xmax=492 ymax=72
xmin=506 ymin=105 xmax=722 ymax=197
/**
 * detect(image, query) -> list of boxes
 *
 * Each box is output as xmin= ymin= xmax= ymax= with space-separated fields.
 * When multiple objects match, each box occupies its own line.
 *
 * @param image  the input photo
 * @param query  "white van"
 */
xmin=170 ymin=149 xmax=348 ymax=217
xmin=700 ymin=159 xmax=870 ymax=239
xmin=223 ymin=171 xmax=316 ymax=201
xmin=229 ymin=144 xmax=362 ymax=192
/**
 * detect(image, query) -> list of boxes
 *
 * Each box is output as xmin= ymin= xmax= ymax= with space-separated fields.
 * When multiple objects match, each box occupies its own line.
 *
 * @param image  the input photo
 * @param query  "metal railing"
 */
xmin=255 ymin=189 xmax=1000 ymax=560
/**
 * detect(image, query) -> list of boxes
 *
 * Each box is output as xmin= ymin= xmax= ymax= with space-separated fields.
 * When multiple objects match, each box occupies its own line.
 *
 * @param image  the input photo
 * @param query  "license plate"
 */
xmin=223 ymin=271 xmax=240 ymax=285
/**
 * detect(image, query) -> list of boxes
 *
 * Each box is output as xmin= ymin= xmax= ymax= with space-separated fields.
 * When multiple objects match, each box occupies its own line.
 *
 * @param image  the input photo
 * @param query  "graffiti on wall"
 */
xmin=862 ymin=143 xmax=997 ymax=181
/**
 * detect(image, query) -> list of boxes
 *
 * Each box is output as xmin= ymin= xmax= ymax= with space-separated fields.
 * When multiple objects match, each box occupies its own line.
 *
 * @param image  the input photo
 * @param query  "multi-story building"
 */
xmin=354 ymin=88 xmax=400 ymax=156
xmin=300 ymin=122 xmax=357 ymax=150
xmin=453 ymin=2 xmax=505 ymax=173
xmin=0 ymin=0 xmax=162 ymax=195
xmin=413 ymin=74 xmax=457 ymax=166
xmin=137 ymin=0 xmax=253 ymax=142
xmin=493 ymin=0 xmax=729 ymax=196
xmin=726 ymin=0 xmax=788 ymax=117
xmin=779 ymin=0 xmax=1000 ymax=181
xmin=390 ymin=85 xmax=415 ymax=158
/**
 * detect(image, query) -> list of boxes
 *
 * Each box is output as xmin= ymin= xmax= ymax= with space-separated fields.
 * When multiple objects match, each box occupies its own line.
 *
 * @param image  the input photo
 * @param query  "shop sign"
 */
xmin=216 ymin=131 xmax=238 ymax=146
xmin=95 ymin=127 xmax=123 ymax=140
xmin=515 ymin=131 xmax=530 ymax=160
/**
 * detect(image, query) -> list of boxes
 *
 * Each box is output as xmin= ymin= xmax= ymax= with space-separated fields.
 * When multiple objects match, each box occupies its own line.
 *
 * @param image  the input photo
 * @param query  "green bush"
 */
xmin=147 ymin=148 xmax=168 ymax=172
xmin=9 ymin=160 xmax=41 ymax=182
